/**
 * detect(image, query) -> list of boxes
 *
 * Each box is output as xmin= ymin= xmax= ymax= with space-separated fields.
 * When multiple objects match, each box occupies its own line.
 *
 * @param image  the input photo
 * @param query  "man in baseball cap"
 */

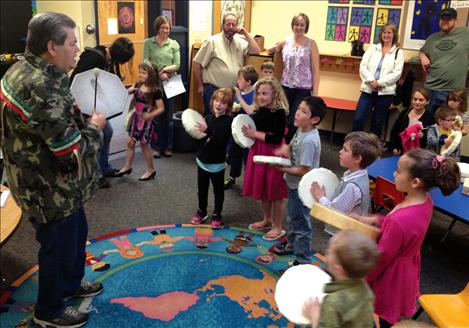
xmin=419 ymin=6 xmax=469 ymax=114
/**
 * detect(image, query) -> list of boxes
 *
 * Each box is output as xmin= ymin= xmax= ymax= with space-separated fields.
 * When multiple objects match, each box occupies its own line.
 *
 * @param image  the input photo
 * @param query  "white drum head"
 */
xmin=232 ymin=114 xmax=256 ymax=148
xmin=253 ymin=155 xmax=291 ymax=166
xmin=182 ymin=108 xmax=206 ymax=140
xmin=299 ymin=168 xmax=339 ymax=209
xmin=458 ymin=162 xmax=469 ymax=178
xmin=275 ymin=264 xmax=331 ymax=325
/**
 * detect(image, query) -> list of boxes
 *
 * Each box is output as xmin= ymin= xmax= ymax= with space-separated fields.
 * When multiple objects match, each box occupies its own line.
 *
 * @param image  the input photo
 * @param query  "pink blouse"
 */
xmin=281 ymin=37 xmax=313 ymax=90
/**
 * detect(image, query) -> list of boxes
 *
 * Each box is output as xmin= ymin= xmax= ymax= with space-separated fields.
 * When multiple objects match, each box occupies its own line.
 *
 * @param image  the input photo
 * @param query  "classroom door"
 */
xmin=96 ymin=0 xmax=147 ymax=154
xmin=96 ymin=0 xmax=147 ymax=86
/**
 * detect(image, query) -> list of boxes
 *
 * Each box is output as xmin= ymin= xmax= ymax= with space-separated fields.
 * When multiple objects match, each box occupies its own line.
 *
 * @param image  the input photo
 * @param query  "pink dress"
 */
xmin=242 ymin=107 xmax=288 ymax=201
xmin=367 ymin=195 xmax=434 ymax=324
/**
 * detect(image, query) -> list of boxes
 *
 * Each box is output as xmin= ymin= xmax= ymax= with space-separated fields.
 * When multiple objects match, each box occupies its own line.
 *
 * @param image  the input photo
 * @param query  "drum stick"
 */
xmin=92 ymin=69 xmax=99 ymax=115
xmin=310 ymin=203 xmax=381 ymax=240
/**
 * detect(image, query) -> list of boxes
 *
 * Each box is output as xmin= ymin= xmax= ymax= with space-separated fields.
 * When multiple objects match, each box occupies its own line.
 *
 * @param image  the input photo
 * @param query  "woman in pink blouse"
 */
xmin=269 ymin=13 xmax=320 ymax=142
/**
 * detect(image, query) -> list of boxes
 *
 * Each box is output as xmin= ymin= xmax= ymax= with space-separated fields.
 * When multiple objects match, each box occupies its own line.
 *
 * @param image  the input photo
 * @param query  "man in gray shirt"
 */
xmin=419 ymin=8 xmax=469 ymax=114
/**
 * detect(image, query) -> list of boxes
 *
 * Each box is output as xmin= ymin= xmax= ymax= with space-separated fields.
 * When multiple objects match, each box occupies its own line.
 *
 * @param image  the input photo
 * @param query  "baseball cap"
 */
xmin=439 ymin=8 xmax=457 ymax=19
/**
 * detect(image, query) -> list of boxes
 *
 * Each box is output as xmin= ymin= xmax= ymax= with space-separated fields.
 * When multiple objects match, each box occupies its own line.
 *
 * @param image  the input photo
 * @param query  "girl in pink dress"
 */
xmin=242 ymin=78 xmax=289 ymax=241
xmin=115 ymin=60 xmax=164 ymax=181
xmin=354 ymin=149 xmax=460 ymax=327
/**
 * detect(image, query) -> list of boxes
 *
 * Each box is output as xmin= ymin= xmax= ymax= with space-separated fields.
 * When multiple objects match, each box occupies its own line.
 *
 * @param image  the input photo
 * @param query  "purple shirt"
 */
xmin=281 ymin=37 xmax=313 ymax=89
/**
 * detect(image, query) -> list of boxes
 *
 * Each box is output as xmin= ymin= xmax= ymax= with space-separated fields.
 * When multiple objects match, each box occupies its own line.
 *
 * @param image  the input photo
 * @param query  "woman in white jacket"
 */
xmin=352 ymin=23 xmax=404 ymax=137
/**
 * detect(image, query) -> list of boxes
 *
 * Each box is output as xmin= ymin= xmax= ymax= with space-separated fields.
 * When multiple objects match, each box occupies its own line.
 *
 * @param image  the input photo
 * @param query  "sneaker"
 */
xmin=191 ymin=210 xmax=208 ymax=225
xmin=98 ymin=177 xmax=110 ymax=189
xmin=224 ymin=177 xmax=236 ymax=190
xmin=65 ymin=280 xmax=103 ymax=300
xmin=269 ymin=241 xmax=293 ymax=256
xmin=287 ymin=259 xmax=301 ymax=267
xmin=33 ymin=306 xmax=88 ymax=328
xmin=211 ymin=212 xmax=223 ymax=230
xmin=162 ymin=150 xmax=173 ymax=157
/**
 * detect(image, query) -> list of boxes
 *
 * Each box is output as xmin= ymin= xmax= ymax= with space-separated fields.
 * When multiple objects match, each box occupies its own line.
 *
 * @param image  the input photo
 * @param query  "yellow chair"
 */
xmin=413 ymin=282 xmax=469 ymax=328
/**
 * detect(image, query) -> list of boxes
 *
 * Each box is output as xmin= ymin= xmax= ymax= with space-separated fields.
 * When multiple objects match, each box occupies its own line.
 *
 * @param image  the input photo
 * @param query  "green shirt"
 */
xmin=0 ymin=51 xmax=101 ymax=223
xmin=318 ymin=278 xmax=375 ymax=328
xmin=142 ymin=36 xmax=180 ymax=74
xmin=421 ymin=27 xmax=469 ymax=91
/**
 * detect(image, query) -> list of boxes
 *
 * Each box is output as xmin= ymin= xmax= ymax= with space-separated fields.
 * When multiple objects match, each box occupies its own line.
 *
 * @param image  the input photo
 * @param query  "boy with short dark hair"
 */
xmin=225 ymin=65 xmax=259 ymax=189
xmin=260 ymin=61 xmax=275 ymax=78
xmin=311 ymin=131 xmax=382 ymax=216
xmin=303 ymin=230 xmax=379 ymax=328
xmin=427 ymin=105 xmax=460 ymax=159
xmin=269 ymin=96 xmax=326 ymax=263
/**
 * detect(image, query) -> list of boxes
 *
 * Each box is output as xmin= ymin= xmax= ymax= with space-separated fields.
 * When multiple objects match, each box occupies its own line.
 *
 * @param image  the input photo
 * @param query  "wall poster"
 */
xmin=403 ymin=0 xmax=450 ymax=50
xmin=117 ymin=2 xmax=135 ymax=34
xmin=326 ymin=6 xmax=350 ymax=41
xmin=348 ymin=7 xmax=374 ymax=43
xmin=373 ymin=8 xmax=401 ymax=43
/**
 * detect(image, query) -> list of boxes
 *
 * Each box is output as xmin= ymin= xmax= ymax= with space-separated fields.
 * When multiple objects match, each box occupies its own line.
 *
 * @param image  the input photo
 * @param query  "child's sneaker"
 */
xmin=269 ymin=241 xmax=294 ymax=256
xmin=191 ymin=210 xmax=208 ymax=225
xmin=210 ymin=212 xmax=223 ymax=230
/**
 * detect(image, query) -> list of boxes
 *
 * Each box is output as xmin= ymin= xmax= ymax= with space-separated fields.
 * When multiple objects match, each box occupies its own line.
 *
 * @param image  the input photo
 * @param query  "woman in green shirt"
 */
xmin=143 ymin=15 xmax=181 ymax=158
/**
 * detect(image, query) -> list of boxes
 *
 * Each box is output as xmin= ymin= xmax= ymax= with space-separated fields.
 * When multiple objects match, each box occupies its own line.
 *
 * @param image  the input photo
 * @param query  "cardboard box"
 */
xmin=254 ymin=35 xmax=264 ymax=51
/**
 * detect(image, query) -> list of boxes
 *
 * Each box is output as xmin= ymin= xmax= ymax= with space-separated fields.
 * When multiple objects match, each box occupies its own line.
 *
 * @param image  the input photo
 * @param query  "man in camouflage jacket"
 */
xmin=0 ymin=12 xmax=106 ymax=328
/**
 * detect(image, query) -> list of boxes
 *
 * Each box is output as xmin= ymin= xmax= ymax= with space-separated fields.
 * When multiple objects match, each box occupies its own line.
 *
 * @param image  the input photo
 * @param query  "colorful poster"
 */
xmin=328 ymin=0 xmax=350 ymax=3
xmin=325 ymin=6 xmax=349 ymax=41
xmin=353 ymin=0 xmax=376 ymax=4
xmin=403 ymin=0 xmax=450 ymax=49
xmin=410 ymin=0 xmax=449 ymax=40
xmin=117 ymin=2 xmax=135 ymax=34
xmin=379 ymin=0 xmax=402 ymax=5
xmin=373 ymin=8 xmax=401 ymax=43
xmin=348 ymin=7 xmax=374 ymax=43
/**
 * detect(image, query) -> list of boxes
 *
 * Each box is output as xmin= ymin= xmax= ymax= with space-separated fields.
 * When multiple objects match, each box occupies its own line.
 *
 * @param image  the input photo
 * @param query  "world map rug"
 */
xmin=0 ymin=224 xmax=325 ymax=328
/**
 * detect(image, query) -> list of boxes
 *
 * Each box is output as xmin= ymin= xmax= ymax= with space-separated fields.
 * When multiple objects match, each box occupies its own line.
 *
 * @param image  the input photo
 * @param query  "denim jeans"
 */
xmin=427 ymin=89 xmax=449 ymax=116
xmin=352 ymin=91 xmax=394 ymax=137
xmin=152 ymin=96 xmax=174 ymax=151
xmin=287 ymin=188 xmax=313 ymax=264
xmin=203 ymin=83 xmax=219 ymax=117
xmin=97 ymin=120 xmax=114 ymax=176
xmin=283 ymin=86 xmax=311 ymax=142
xmin=30 ymin=207 xmax=88 ymax=320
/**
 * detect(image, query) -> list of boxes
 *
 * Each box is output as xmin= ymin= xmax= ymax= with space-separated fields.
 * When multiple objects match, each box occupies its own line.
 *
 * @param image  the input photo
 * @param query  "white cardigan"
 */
xmin=359 ymin=44 xmax=404 ymax=96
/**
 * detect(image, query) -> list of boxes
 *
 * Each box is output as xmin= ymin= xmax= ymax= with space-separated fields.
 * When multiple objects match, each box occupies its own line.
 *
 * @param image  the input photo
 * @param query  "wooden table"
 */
xmin=0 ymin=185 xmax=22 ymax=244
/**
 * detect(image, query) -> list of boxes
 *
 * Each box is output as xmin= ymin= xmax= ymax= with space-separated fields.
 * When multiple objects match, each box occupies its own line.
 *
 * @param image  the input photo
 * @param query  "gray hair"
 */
xmin=26 ymin=12 xmax=76 ymax=56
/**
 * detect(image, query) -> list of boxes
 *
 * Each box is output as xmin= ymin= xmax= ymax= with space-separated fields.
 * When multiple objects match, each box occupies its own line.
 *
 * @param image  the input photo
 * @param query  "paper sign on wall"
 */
xmin=107 ymin=18 xmax=118 ymax=35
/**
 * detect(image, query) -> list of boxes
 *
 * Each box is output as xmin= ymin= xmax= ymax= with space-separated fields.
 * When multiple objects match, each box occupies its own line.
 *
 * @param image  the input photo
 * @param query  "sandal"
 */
xmin=248 ymin=222 xmax=272 ymax=231
xmin=262 ymin=229 xmax=286 ymax=241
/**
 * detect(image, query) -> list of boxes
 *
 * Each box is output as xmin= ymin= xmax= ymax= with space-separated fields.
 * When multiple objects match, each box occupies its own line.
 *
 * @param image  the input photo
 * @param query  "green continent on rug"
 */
xmin=0 ymin=225 xmax=325 ymax=328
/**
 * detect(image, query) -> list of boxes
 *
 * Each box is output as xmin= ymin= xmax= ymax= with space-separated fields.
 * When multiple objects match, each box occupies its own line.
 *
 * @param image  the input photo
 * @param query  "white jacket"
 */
xmin=359 ymin=44 xmax=404 ymax=96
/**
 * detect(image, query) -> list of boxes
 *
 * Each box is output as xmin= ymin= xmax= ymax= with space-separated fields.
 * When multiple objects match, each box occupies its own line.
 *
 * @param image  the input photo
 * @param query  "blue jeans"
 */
xmin=30 ymin=207 xmax=88 ymax=320
xmin=97 ymin=120 xmax=114 ymax=176
xmin=152 ymin=96 xmax=174 ymax=151
xmin=283 ymin=86 xmax=311 ymax=142
xmin=352 ymin=91 xmax=394 ymax=137
xmin=203 ymin=83 xmax=219 ymax=117
xmin=287 ymin=188 xmax=313 ymax=264
xmin=427 ymin=89 xmax=449 ymax=116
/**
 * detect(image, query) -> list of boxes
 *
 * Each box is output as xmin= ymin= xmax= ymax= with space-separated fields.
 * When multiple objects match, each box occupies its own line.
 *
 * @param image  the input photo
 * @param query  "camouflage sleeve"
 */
xmin=317 ymin=299 xmax=341 ymax=328
xmin=28 ymin=89 xmax=100 ymax=163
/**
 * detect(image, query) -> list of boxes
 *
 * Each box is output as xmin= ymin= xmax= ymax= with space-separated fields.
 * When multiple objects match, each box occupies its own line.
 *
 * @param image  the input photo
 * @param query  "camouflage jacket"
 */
xmin=0 ymin=51 xmax=101 ymax=223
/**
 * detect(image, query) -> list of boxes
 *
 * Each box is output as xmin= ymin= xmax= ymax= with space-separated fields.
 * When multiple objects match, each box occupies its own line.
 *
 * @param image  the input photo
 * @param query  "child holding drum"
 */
xmin=302 ymin=230 xmax=379 ymax=328
xmin=243 ymin=77 xmax=289 ymax=241
xmin=190 ymin=88 xmax=233 ymax=229
xmin=270 ymin=96 xmax=327 ymax=264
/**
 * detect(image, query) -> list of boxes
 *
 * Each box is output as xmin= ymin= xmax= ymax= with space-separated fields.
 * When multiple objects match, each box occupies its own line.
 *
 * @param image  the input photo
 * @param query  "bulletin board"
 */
xmin=212 ymin=0 xmax=252 ymax=33
xmin=325 ymin=0 xmax=404 ymax=44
